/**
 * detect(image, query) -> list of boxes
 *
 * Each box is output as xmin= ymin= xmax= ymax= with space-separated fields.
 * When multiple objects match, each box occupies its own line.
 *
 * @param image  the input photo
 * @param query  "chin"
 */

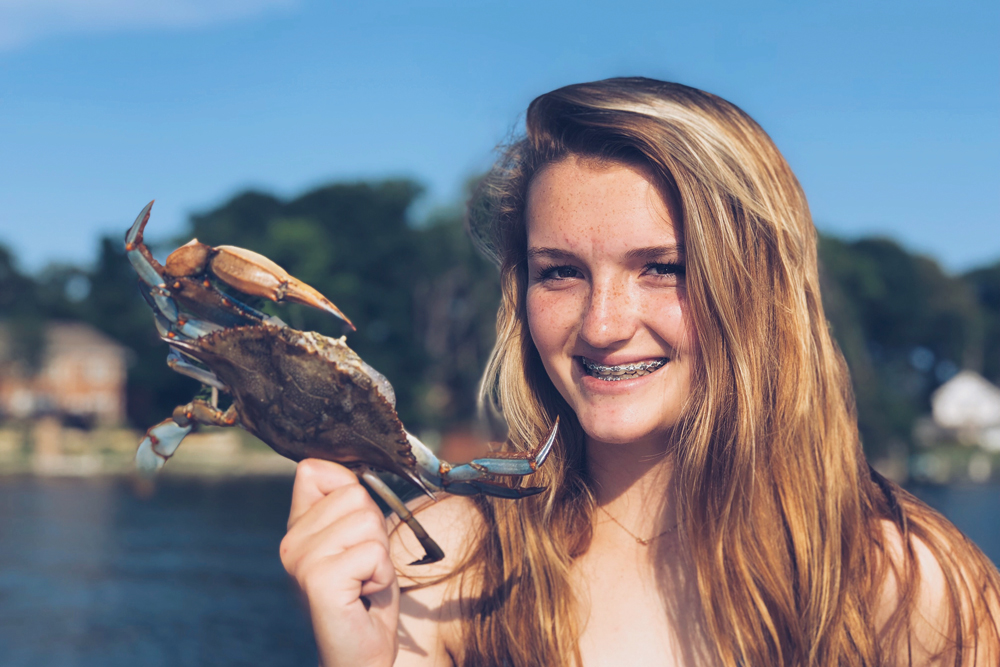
xmin=577 ymin=413 xmax=672 ymax=448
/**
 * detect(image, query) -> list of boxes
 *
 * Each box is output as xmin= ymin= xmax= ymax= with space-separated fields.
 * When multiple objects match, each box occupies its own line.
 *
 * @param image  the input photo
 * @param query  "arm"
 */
xmin=877 ymin=520 xmax=1000 ymax=667
xmin=280 ymin=459 xmax=399 ymax=667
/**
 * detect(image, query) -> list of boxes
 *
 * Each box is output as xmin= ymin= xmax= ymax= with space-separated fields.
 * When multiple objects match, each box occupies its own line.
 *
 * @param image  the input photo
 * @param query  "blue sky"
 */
xmin=1 ymin=0 xmax=997 ymax=273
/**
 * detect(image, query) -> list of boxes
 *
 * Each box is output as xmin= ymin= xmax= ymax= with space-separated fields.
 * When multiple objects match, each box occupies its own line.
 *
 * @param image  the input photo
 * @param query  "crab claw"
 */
xmin=405 ymin=418 xmax=560 ymax=498
xmin=136 ymin=418 xmax=192 ymax=473
xmin=208 ymin=246 xmax=355 ymax=332
xmin=125 ymin=201 xmax=165 ymax=289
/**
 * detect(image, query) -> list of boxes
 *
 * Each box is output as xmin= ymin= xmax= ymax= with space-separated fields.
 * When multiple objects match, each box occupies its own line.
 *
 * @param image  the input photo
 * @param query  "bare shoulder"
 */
xmin=389 ymin=494 xmax=484 ymax=667
xmin=877 ymin=519 xmax=1000 ymax=666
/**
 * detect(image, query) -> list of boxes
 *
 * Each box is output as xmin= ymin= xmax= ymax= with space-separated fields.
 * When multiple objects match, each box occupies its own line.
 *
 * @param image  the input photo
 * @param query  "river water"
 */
xmin=0 ymin=476 xmax=997 ymax=666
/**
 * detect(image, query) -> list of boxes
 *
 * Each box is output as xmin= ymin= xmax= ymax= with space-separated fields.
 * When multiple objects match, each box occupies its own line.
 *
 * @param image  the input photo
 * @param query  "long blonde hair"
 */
xmin=457 ymin=77 xmax=1000 ymax=666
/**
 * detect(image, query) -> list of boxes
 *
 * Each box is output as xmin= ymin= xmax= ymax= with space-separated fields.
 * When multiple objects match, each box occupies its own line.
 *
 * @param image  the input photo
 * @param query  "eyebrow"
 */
xmin=622 ymin=245 xmax=685 ymax=263
xmin=526 ymin=247 xmax=577 ymax=262
xmin=526 ymin=245 xmax=684 ymax=263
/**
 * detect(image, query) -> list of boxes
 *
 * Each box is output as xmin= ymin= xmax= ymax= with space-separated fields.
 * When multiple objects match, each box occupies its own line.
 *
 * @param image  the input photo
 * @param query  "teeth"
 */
xmin=581 ymin=357 xmax=667 ymax=381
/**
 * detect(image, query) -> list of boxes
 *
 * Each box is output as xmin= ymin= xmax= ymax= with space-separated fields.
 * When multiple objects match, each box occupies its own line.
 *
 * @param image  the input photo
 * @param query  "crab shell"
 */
xmin=170 ymin=323 xmax=431 ymax=494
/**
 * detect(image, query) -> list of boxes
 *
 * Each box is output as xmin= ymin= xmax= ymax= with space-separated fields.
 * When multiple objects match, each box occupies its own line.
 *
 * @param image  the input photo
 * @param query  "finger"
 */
xmin=304 ymin=542 xmax=400 ymax=667
xmin=288 ymin=459 xmax=360 ymax=527
xmin=284 ymin=505 xmax=390 ymax=576
xmin=301 ymin=540 xmax=397 ymax=608
xmin=287 ymin=479 xmax=383 ymax=541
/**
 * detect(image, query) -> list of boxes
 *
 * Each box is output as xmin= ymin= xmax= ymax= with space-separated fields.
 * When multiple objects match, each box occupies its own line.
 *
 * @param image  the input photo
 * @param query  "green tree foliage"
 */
xmin=411 ymin=204 xmax=501 ymax=433
xmin=819 ymin=236 xmax=986 ymax=457
xmin=963 ymin=262 xmax=1000 ymax=385
xmin=0 ymin=244 xmax=47 ymax=371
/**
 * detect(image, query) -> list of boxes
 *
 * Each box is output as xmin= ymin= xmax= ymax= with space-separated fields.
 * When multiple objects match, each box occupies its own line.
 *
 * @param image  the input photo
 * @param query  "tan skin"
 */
xmin=280 ymin=158 xmax=983 ymax=666
xmin=524 ymin=157 xmax=700 ymax=664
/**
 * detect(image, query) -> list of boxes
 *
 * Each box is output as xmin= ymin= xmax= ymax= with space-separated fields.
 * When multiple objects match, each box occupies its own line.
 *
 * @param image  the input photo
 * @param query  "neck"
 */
xmin=585 ymin=435 xmax=677 ymax=536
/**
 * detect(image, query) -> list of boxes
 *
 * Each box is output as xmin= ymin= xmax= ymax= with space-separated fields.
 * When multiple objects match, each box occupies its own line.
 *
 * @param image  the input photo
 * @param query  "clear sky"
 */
xmin=1 ymin=0 xmax=997 ymax=273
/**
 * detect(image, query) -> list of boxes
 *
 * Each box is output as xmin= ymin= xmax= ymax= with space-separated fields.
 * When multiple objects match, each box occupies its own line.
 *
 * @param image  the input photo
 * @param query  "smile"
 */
xmin=580 ymin=357 xmax=668 ymax=381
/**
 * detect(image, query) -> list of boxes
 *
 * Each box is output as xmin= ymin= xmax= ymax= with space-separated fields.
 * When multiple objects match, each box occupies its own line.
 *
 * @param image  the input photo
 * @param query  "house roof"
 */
xmin=932 ymin=370 xmax=1000 ymax=430
xmin=43 ymin=322 xmax=128 ymax=356
xmin=0 ymin=321 xmax=128 ymax=364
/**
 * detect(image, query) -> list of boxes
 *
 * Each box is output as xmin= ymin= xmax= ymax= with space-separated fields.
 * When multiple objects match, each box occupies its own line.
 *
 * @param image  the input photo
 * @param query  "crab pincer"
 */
xmin=166 ymin=239 xmax=355 ymax=331
xmin=125 ymin=201 xmax=355 ymax=337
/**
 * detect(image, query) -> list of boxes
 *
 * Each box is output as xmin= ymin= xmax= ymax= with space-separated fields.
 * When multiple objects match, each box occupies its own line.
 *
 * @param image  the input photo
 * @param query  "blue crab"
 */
xmin=125 ymin=201 xmax=558 ymax=564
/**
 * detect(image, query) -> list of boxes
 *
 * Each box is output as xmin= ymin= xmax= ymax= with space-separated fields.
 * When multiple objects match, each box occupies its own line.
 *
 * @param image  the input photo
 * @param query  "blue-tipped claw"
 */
xmin=446 ymin=417 xmax=559 ymax=480
xmin=125 ymin=201 xmax=164 ymax=289
xmin=135 ymin=418 xmax=192 ymax=473
xmin=125 ymin=200 xmax=154 ymax=249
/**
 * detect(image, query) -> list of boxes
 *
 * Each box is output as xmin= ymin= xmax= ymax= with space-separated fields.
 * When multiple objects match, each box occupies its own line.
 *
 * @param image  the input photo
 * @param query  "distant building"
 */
xmin=930 ymin=370 xmax=1000 ymax=452
xmin=0 ymin=322 xmax=128 ymax=426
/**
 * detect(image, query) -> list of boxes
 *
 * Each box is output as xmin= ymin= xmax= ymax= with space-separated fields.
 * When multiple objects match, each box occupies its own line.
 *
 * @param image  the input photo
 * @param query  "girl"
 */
xmin=279 ymin=78 xmax=1000 ymax=666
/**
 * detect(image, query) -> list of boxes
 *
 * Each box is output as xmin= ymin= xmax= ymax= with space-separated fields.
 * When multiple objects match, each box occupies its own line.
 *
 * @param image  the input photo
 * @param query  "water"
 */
xmin=0 ymin=477 xmax=997 ymax=666
xmin=0 ymin=477 xmax=315 ymax=666
xmin=907 ymin=483 xmax=1000 ymax=565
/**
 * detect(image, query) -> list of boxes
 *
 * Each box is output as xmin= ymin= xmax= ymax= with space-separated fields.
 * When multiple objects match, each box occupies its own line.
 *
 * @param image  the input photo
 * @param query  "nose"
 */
xmin=578 ymin=275 xmax=637 ymax=350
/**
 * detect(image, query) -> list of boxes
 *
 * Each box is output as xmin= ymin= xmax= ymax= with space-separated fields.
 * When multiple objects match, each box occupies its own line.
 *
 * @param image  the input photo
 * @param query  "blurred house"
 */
xmin=929 ymin=370 xmax=1000 ymax=452
xmin=0 ymin=322 xmax=128 ymax=426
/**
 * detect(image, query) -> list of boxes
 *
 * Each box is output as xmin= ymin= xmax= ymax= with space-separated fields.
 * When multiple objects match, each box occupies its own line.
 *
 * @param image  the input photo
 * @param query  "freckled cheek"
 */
xmin=647 ymin=300 xmax=696 ymax=355
xmin=526 ymin=290 xmax=577 ymax=362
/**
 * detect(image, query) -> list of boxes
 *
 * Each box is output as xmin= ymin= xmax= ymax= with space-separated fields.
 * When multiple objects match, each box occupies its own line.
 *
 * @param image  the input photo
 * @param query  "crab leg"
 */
xmin=134 ymin=400 xmax=239 ymax=473
xmin=166 ymin=349 xmax=226 ymax=390
xmin=405 ymin=419 xmax=559 ymax=497
xmin=359 ymin=469 xmax=445 ymax=565
xmin=170 ymin=399 xmax=239 ymax=428
xmin=139 ymin=285 xmax=223 ymax=340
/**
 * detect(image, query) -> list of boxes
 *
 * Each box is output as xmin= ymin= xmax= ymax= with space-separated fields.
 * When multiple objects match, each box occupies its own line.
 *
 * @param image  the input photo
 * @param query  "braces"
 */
xmin=582 ymin=358 xmax=668 ymax=377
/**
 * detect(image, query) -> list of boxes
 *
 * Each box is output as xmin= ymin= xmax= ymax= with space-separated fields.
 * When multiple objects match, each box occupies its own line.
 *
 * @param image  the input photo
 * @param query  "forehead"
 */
xmin=525 ymin=157 xmax=681 ymax=252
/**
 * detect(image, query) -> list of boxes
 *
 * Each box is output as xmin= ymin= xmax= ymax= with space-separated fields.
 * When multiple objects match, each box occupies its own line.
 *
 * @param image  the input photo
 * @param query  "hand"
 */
xmin=281 ymin=459 xmax=399 ymax=667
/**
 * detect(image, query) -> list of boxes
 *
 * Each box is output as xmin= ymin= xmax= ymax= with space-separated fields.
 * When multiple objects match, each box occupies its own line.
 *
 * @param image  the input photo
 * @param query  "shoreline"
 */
xmin=0 ymin=422 xmax=297 ymax=478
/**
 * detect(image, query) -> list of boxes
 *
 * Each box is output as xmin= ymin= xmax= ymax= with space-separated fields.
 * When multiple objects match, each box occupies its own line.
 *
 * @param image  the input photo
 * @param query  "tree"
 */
xmin=963 ymin=262 xmax=1000 ymax=385
xmin=819 ymin=236 xmax=982 ymax=456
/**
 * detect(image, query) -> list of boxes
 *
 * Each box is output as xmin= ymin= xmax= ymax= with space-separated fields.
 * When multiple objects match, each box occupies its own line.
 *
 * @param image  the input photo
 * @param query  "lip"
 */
xmin=577 ymin=367 xmax=664 ymax=393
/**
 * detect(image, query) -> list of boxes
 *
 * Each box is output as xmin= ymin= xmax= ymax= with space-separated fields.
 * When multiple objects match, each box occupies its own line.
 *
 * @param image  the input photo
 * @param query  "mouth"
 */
xmin=579 ymin=356 xmax=668 ymax=382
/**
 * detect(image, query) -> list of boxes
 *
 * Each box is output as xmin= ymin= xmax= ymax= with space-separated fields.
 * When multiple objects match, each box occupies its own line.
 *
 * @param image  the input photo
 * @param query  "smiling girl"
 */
xmin=280 ymin=78 xmax=1000 ymax=666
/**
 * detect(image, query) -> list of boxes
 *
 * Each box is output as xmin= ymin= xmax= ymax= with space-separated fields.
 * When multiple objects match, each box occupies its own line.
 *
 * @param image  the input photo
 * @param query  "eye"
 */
xmin=535 ymin=265 xmax=581 ymax=281
xmin=644 ymin=262 xmax=685 ymax=277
